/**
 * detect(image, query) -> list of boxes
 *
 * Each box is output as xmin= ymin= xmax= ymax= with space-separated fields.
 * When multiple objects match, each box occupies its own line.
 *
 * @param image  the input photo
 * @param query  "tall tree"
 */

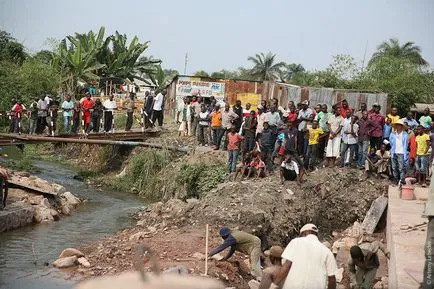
xmin=279 ymin=63 xmax=305 ymax=82
xmin=0 ymin=30 xmax=27 ymax=65
xmin=98 ymin=31 xmax=161 ymax=84
xmin=369 ymin=38 xmax=428 ymax=66
xmin=51 ymin=27 xmax=107 ymax=94
xmin=247 ymin=52 xmax=285 ymax=81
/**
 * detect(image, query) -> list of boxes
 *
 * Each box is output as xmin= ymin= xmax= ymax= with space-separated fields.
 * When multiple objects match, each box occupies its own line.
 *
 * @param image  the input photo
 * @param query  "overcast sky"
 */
xmin=1 ymin=0 xmax=433 ymax=74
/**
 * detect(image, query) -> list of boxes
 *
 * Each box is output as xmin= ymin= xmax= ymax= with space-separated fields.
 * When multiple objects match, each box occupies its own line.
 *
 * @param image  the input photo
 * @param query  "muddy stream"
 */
xmin=0 ymin=147 xmax=145 ymax=289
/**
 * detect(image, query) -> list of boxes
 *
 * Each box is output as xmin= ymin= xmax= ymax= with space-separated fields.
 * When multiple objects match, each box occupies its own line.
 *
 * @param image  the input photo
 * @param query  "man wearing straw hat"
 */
xmin=389 ymin=118 xmax=409 ymax=186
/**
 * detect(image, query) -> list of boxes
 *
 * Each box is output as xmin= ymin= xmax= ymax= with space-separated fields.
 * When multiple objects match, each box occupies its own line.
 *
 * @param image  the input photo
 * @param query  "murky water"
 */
xmin=0 ymin=147 xmax=144 ymax=289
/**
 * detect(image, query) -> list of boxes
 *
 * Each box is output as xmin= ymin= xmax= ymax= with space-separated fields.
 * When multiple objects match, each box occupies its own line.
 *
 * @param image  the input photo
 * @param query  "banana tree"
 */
xmin=98 ymin=31 xmax=161 ymax=84
xmin=51 ymin=27 xmax=106 ymax=95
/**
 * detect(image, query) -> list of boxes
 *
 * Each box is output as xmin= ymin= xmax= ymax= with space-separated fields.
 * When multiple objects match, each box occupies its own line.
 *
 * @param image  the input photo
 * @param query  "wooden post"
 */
xmin=205 ymin=224 xmax=209 ymax=275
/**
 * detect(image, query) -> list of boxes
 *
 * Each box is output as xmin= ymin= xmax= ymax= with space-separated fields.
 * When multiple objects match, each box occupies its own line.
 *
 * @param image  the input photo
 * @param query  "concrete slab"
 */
xmin=387 ymin=186 xmax=427 ymax=289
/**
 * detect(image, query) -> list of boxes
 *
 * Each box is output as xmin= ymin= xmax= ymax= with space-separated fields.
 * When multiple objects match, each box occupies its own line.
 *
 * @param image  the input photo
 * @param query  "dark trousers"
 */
xmin=244 ymin=134 xmax=256 ymax=153
xmin=144 ymin=110 xmax=153 ymax=128
xmin=92 ymin=115 xmax=101 ymax=133
xmin=151 ymin=110 xmax=163 ymax=126
xmin=126 ymin=112 xmax=133 ymax=131
xmin=198 ymin=125 xmax=209 ymax=145
xmin=317 ymin=133 xmax=329 ymax=159
xmin=104 ymin=111 xmax=113 ymax=132
xmin=72 ymin=118 xmax=80 ymax=135
xmin=36 ymin=116 xmax=47 ymax=134
xmin=12 ymin=117 xmax=21 ymax=133
xmin=212 ymin=127 xmax=223 ymax=149
xmin=261 ymin=146 xmax=274 ymax=172
xmin=304 ymin=144 xmax=318 ymax=169
xmin=370 ymin=137 xmax=382 ymax=151
xmin=297 ymin=130 xmax=305 ymax=156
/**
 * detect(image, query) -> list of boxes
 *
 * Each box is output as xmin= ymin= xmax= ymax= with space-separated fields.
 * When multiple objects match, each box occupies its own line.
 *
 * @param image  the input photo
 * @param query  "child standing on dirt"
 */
xmin=227 ymin=125 xmax=244 ymax=173
xmin=304 ymin=120 xmax=324 ymax=171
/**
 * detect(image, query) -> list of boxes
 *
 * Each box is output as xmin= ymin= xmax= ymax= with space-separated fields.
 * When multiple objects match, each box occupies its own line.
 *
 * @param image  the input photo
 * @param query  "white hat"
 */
xmin=257 ymin=104 xmax=264 ymax=110
xmin=300 ymin=223 xmax=318 ymax=234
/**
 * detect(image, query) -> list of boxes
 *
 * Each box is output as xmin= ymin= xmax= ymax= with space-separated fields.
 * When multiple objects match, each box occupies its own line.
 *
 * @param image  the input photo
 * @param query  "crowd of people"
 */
xmin=209 ymin=224 xmax=389 ymax=289
xmin=7 ymin=90 xmax=167 ymax=135
xmin=177 ymin=96 xmax=434 ymax=187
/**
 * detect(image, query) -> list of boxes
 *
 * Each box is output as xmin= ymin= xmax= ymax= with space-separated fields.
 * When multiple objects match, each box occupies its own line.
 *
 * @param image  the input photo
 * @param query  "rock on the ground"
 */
xmin=335 ymin=267 xmax=344 ymax=283
xmin=192 ymin=252 xmax=205 ymax=260
xmin=53 ymin=256 xmax=78 ymax=268
xmin=0 ymin=202 xmax=34 ymax=232
xmin=50 ymin=209 xmax=60 ymax=221
xmin=52 ymin=183 xmax=66 ymax=194
xmin=59 ymin=248 xmax=85 ymax=259
xmin=58 ymin=191 xmax=80 ymax=215
xmin=77 ymin=257 xmax=91 ymax=267
xmin=29 ymin=195 xmax=44 ymax=205
xmin=33 ymin=205 xmax=54 ymax=223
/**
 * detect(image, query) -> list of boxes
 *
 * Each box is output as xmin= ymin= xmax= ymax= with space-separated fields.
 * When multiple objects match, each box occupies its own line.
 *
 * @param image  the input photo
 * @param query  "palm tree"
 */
xmin=279 ymin=63 xmax=305 ymax=82
xmin=369 ymin=38 xmax=428 ymax=66
xmin=247 ymin=52 xmax=285 ymax=81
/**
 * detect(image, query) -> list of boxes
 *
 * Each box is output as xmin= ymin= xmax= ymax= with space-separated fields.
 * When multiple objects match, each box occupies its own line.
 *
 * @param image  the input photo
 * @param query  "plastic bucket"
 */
xmin=401 ymin=185 xmax=415 ymax=200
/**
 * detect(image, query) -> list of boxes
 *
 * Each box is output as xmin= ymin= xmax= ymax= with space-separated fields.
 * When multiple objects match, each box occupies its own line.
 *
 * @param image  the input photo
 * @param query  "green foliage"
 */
xmin=0 ymin=60 xmax=21 ymax=109
xmin=176 ymin=163 xmax=226 ymax=198
xmin=1 ymin=156 xmax=39 ymax=173
xmin=247 ymin=52 xmax=285 ymax=81
xmin=19 ymin=58 xmax=60 ymax=100
xmin=112 ymin=149 xmax=171 ymax=200
xmin=369 ymin=38 xmax=428 ymax=67
xmin=194 ymin=70 xmax=210 ymax=77
xmin=0 ymin=30 xmax=27 ymax=65
xmin=98 ymin=32 xmax=161 ymax=84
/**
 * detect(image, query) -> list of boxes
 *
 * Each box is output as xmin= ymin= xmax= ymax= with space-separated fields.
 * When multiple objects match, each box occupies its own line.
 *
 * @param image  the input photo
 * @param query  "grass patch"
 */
xmin=176 ymin=163 xmax=226 ymax=198
xmin=110 ymin=148 xmax=171 ymax=200
xmin=0 ymin=156 xmax=40 ymax=173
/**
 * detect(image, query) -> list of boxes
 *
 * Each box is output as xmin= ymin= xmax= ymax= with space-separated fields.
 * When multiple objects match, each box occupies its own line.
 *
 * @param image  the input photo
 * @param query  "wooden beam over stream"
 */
xmin=0 ymin=133 xmax=189 ymax=153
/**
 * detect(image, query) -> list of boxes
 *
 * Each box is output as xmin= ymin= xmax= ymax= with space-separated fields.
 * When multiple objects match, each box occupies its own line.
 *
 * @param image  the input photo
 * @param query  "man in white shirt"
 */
xmin=274 ymin=223 xmax=337 ymax=289
xmin=256 ymin=105 xmax=268 ymax=135
xmin=103 ymin=95 xmax=117 ymax=132
xmin=152 ymin=89 xmax=166 ymax=127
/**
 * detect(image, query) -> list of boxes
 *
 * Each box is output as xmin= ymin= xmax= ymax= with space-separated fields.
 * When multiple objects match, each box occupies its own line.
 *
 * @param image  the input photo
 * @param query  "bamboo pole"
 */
xmin=205 ymin=224 xmax=209 ymax=275
xmin=0 ymin=133 xmax=188 ymax=153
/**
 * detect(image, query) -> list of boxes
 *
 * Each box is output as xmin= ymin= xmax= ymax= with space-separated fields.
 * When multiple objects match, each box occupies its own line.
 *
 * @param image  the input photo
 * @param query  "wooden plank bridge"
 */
xmin=0 ymin=130 xmax=188 ymax=152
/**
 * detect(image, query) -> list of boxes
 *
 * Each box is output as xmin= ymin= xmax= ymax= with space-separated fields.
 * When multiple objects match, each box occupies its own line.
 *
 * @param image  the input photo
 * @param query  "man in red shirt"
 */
xmin=339 ymin=99 xmax=353 ymax=119
xmin=368 ymin=104 xmax=385 ymax=150
xmin=80 ymin=92 xmax=95 ymax=133
xmin=11 ymin=100 xmax=26 ymax=133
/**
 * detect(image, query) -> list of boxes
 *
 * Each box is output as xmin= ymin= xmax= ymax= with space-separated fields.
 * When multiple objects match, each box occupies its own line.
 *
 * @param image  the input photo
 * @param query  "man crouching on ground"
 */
xmin=208 ymin=227 xmax=262 ymax=280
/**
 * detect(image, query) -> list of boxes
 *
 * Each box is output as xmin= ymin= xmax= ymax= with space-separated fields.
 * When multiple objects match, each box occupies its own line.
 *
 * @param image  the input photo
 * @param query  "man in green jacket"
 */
xmin=208 ymin=227 xmax=262 ymax=279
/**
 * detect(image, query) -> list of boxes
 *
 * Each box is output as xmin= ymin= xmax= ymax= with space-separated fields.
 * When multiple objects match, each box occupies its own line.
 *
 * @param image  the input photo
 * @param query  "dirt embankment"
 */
xmin=71 ymin=163 xmax=388 ymax=288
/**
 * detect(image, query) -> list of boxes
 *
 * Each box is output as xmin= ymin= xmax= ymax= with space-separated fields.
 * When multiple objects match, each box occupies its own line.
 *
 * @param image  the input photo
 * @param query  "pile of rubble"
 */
xmin=70 ymin=167 xmax=389 ymax=288
xmin=135 ymin=168 xmax=388 ymax=244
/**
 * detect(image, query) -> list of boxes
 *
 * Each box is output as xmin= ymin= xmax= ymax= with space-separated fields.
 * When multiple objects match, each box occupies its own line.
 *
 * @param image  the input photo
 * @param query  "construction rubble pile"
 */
xmin=70 ymin=167 xmax=389 ymax=288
